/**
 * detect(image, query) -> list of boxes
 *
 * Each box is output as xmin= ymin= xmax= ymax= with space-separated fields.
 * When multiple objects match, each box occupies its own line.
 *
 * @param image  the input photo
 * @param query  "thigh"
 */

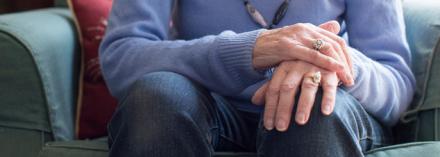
xmin=108 ymin=72 xmax=257 ymax=154
xmin=107 ymin=72 xmax=221 ymax=156
xmin=211 ymin=93 xmax=260 ymax=152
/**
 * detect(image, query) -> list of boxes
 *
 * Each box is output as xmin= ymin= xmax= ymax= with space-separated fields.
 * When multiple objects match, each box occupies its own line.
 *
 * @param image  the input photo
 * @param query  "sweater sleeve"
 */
xmin=344 ymin=0 xmax=416 ymax=126
xmin=99 ymin=0 xmax=266 ymax=99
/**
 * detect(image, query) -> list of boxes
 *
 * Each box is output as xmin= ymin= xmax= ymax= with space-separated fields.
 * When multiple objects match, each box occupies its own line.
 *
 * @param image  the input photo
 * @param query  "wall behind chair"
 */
xmin=0 ymin=0 xmax=54 ymax=14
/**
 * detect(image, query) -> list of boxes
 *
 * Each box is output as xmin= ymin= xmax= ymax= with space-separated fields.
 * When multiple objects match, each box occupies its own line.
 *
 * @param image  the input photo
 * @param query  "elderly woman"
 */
xmin=100 ymin=0 xmax=415 ymax=156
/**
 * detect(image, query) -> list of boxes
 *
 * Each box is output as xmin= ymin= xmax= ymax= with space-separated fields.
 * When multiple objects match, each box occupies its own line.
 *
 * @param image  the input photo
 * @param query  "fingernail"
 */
xmin=276 ymin=119 xmax=287 ymax=131
xmin=296 ymin=112 xmax=306 ymax=124
xmin=324 ymin=105 xmax=332 ymax=115
xmin=265 ymin=120 xmax=274 ymax=130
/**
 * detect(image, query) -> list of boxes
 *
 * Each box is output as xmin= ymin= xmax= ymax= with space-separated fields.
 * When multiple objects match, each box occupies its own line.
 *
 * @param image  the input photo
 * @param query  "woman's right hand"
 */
xmin=252 ymin=21 xmax=354 ymax=86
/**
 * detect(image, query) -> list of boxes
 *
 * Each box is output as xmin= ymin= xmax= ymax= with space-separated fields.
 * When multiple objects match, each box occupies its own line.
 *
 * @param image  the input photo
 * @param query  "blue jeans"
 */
xmin=108 ymin=72 xmax=391 ymax=157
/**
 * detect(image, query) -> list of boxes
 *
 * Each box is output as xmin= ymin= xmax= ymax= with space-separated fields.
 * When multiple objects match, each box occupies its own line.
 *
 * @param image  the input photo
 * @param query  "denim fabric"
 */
xmin=108 ymin=72 xmax=391 ymax=157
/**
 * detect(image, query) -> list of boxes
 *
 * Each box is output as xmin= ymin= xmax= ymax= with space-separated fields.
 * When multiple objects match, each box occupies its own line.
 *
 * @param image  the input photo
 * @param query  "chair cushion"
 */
xmin=1 ymin=126 xmax=52 ymax=157
xmin=67 ymin=0 xmax=118 ymax=139
xmin=38 ymin=139 xmax=256 ymax=157
xmin=365 ymin=142 xmax=440 ymax=157
xmin=38 ymin=140 xmax=440 ymax=157
xmin=38 ymin=140 xmax=108 ymax=157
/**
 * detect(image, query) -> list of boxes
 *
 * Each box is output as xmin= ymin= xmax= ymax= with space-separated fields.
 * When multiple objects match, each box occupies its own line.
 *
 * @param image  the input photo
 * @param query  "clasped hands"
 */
xmin=251 ymin=21 xmax=354 ymax=132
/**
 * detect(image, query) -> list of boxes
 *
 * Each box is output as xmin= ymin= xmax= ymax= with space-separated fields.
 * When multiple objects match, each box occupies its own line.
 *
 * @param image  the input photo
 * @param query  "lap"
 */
xmin=111 ymin=72 xmax=391 ymax=155
xmin=110 ymin=72 xmax=258 ymax=152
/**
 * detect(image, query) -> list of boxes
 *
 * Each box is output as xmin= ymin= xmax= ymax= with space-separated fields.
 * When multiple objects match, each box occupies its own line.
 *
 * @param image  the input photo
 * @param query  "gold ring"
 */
xmin=311 ymin=71 xmax=321 ymax=84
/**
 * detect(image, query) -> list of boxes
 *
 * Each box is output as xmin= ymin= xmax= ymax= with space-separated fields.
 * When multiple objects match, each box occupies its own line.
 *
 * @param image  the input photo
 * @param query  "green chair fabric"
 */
xmin=1 ymin=0 xmax=440 ymax=157
xmin=0 ymin=8 xmax=79 ymax=141
xmin=55 ymin=0 xmax=68 ymax=8
xmin=400 ymin=39 xmax=440 ymax=141
xmin=38 ymin=140 xmax=440 ymax=157
xmin=0 ymin=32 xmax=51 ymax=134
xmin=39 ymin=140 xmax=108 ymax=157
xmin=0 ymin=126 xmax=52 ymax=157
xmin=38 ymin=140 xmax=258 ymax=157
xmin=403 ymin=0 xmax=440 ymax=109
xmin=398 ymin=0 xmax=440 ymax=142
xmin=365 ymin=142 xmax=440 ymax=157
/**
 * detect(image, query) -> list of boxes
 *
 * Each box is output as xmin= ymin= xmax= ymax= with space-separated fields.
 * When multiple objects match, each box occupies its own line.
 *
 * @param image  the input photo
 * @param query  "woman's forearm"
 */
xmin=100 ymin=0 xmax=266 ymax=99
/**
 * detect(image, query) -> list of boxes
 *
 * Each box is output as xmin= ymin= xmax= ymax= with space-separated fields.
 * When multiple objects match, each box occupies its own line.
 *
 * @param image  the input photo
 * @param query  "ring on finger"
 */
xmin=310 ymin=71 xmax=321 ymax=85
xmin=312 ymin=39 xmax=325 ymax=51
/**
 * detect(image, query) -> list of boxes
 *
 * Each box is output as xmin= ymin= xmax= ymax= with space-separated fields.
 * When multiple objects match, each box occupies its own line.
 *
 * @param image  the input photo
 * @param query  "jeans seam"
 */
xmin=210 ymin=126 xmax=220 ymax=149
xmin=359 ymin=135 xmax=388 ymax=151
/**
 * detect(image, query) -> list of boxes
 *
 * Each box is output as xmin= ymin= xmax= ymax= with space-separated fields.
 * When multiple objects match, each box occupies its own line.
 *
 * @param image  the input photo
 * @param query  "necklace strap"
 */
xmin=244 ymin=0 xmax=290 ymax=29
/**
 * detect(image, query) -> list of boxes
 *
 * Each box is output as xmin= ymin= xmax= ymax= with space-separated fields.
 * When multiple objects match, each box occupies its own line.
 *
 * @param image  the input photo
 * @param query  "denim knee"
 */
xmin=256 ymin=89 xmax=369 ymax=156
xmin=286 ymin=89 xmax=366 ymax=128
xmin=122 ymin=71 xmax=202 ymax=108
xmin=108 ymin=72 xmax=217 ymax=149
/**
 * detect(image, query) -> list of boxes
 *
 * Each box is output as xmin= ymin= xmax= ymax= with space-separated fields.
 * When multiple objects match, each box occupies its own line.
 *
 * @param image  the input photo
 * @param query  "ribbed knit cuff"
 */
xmin=344 ymin=47 xmax=365 ymax=93
xmin=348 ymin=47 xmax=363 ymax=83
xmin=215 ymin=29 xmax=266 ymax=87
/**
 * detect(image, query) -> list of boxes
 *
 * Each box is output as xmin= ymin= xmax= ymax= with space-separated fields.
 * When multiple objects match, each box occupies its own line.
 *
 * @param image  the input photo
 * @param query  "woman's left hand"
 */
xmin=252 ymin=60 xmax=340 ymax=131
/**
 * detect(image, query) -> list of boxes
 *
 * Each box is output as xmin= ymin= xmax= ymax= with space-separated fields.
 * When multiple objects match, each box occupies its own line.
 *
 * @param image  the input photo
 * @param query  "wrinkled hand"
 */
xmin=252 ymin=61 xmax=340 ymax=131
xmin=253 ymin=21 xmax=353 ymax=86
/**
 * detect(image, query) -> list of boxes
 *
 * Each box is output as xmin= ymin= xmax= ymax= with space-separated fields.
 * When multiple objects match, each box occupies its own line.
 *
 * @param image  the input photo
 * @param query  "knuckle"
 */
xmin=309 ymin=49 xmax=320 ymax=59
xmin=333 ymin=43 xmax=343 ymax=52
xmin=267 ymin=86 xmax=281 ymax=95
xmin=320 ymin=45 xmax=333 ymax=55
xmin=336 ymin=38 xmax=346 ymax=45
xmin=279 ymin=61 xmax=289 ymax=68
xmin=295 ymin=23 xmax=306 ymax=28
xmin=322 ymin=81 xmax=337 ymax=89
xmin=304 ymin=23 xmax=314 ymax=28
xmin=293 ymin=23 xmax=308 ymax=31
xmin=302 ymin=80 xmax=319 ymax=88
xmin=280 ymin=82 xmax=297 ymax=92
xmin=279 ymin=37 xmax=292 ymax=46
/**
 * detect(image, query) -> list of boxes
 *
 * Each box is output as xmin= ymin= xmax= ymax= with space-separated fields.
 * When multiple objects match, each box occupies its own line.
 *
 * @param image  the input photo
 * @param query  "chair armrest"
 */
xmin=0 ymin=8 xmax=79 ymax=141
xmin=404 ymin=0 xmax=440 ymax=103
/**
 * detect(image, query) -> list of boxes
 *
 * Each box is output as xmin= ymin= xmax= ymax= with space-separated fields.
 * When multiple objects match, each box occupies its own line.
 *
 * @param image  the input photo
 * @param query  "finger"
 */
xmin=312 ymin=25 xmax=354 ymax=86
xmin=288 ymin=44 xmax=344 ymax=72
xmin=252 ymin=82 xmax=269 ymax=105
xmin=275 ymin=70 xmax=302 ymax=131
xmin=318 ymin=20 xmax=341 ymax=34
xmin=302 ymin=28 xmax=353 ymax=86
xmin=302 ymin=37 xmax=342 ymax=62
xmin=296 ymin=71 xmax=320 ymax=125
xmin=264 ymin=67 xmax=287 ymax=130
xmin=320 ymin=72 xmax=338 ymax=115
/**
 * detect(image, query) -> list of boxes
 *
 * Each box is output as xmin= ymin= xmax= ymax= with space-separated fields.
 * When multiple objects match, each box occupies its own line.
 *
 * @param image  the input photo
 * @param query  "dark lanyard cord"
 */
xmin=243 ymin=0 xmax=291 ymax=29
